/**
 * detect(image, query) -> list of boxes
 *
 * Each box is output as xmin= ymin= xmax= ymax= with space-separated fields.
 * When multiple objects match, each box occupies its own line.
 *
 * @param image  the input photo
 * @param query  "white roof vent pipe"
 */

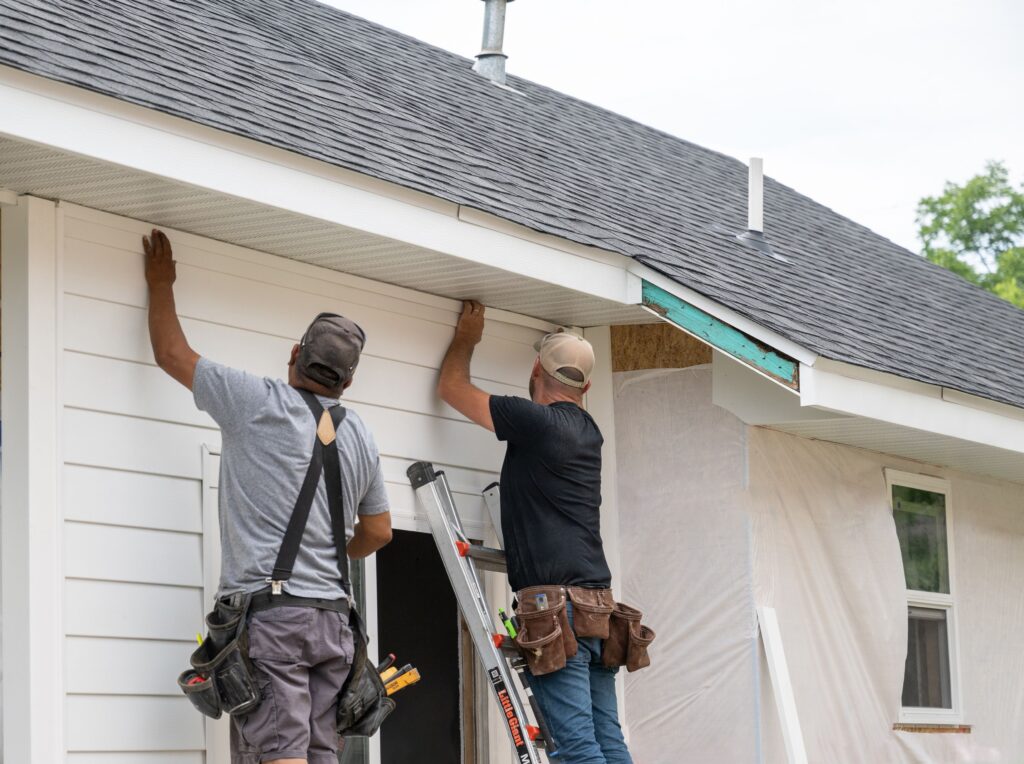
xmin=473 ymin=0 xmax=514 ymax=86
xmin=737 ymin=156 xmax=786 ymax=260
xmin=747 ymin=157 xmax=764 ymax=233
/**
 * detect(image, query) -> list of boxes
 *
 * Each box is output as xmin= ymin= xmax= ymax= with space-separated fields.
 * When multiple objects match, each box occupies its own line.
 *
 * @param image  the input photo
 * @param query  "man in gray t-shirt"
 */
xmin=144 ymin=229 xmax=392 ymax=764
xmin=194 ymin=358 xmax=390 ymax=600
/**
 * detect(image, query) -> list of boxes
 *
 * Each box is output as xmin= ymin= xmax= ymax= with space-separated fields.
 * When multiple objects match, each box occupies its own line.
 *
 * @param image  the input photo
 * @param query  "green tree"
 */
xmin=916 ymin=161 xmax=1024 ymax=308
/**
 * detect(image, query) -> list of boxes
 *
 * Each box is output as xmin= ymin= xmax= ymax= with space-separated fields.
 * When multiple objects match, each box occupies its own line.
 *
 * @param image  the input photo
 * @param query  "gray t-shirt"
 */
xmin=194 ymin=358 xmax=389 ymax=599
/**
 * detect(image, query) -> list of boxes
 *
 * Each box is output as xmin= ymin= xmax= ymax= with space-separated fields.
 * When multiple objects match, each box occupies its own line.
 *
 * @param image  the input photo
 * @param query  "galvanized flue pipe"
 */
xmin=473 ymin=0 xmax=512 ymax=85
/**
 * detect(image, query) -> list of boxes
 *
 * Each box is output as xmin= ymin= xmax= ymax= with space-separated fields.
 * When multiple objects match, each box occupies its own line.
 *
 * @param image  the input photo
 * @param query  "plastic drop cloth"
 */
xmin=614 ymin=368 xmax=759 ymax=763
xmin=613 ymin=367 xmax=1024 ymax=763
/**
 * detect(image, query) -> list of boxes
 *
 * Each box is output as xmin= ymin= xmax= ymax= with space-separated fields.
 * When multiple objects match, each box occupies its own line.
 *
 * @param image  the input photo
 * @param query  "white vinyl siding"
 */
xmin=58 ymin=203 xmax=547 ymax=760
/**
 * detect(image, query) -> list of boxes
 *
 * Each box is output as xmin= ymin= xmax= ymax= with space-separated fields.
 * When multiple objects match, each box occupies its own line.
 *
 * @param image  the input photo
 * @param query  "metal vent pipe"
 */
xmin=747 ymin=157 xmax=764 ymax=233
xmin=473 ymin=0 xmax=514 ymax=85
xmin=736 ymin=157 xmax=786 ymax=261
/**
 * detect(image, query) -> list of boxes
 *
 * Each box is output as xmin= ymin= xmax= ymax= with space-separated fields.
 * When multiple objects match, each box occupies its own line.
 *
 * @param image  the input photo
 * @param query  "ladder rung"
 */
xmin=455 ymin=541 xmax=507 ymax=571
xmin=491 ymin=633 xmax=522 ymax=658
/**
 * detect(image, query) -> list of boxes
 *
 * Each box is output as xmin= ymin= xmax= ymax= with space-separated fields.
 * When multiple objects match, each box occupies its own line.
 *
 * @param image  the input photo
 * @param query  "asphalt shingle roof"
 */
xmin=2 ymin=0 xmax=1022 ymax=409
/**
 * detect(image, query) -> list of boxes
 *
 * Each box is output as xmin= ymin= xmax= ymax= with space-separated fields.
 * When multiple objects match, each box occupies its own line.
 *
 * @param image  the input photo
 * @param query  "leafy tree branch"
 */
xmin=917 ymin=161 xmax=1024 ymax=308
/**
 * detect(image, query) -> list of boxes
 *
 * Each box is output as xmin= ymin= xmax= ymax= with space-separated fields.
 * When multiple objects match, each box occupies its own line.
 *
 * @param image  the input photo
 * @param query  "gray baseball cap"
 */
xmin=297 ymin=312 xmax=366 ymax=389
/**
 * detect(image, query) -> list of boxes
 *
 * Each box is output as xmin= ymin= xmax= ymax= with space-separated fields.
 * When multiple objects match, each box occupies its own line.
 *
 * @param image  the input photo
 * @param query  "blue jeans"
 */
xmin=527 ymin=604 xmax=633 ymax=764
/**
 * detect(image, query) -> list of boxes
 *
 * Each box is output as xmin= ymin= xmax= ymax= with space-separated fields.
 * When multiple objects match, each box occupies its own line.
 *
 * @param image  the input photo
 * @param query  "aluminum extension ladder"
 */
xmin=407 ymin=462 xmax=556 ymax=763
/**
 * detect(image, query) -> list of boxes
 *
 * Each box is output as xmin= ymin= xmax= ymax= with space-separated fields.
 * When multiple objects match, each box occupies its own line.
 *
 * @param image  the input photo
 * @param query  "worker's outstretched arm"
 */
xmin=144 ymin=229 xmax=200 ymax=390
xmin=438 ymin=301 xmax=494 ymax=432
xmin=348 ymin=511 xmax=393 ymax=559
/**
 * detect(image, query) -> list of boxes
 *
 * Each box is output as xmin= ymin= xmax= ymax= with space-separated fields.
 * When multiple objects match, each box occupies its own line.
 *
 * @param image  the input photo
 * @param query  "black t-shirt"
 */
xmin=489 ymin=395 xmax=612 ymax=592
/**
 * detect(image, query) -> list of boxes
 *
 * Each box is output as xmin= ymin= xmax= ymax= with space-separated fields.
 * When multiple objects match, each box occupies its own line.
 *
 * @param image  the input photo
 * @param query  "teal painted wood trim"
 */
xmin=642 ymin=280 xmax=799 ymax=388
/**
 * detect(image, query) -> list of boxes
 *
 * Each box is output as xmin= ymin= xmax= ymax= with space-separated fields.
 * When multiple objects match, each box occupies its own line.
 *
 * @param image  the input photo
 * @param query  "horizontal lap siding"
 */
xmin=60 ymin=205 xmax=544 ymax=757
xmin=65 ymin=696 xmax=204 ymax=751
xmin=64 ymin=464 xmax=202 ymax=533
xmin=68 ymin=755 xmax=203 ymax=764
xmin=68 ymin=755 xmax=204 ymax=764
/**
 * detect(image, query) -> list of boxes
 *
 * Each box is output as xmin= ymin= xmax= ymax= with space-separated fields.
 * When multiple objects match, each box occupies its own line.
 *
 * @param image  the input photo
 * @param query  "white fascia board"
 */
xmin=0 ymin=66 xmax=821 ymax=363
xmin=0 ymin=66 xmax=631 ymax=304
xmin=941 ymin=387 xmax=1024 ymax=423
xmin=812 ymin=357 xmax=943 ymax=398
xmin=800 ymin=363 xmax=1024 ymax=454
xmin=628 ymin=263 xmax=819 ymax=366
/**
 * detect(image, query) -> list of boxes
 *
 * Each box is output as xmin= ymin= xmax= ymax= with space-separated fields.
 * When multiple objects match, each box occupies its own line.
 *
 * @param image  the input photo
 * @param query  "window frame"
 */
xmin=885 ymin=469 xmax=964 ymax=725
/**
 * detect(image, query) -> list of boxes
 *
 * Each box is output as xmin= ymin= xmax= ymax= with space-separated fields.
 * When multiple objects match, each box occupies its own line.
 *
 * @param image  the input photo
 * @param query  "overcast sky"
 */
xmin=323 ymin=0 xmax=1024 ymax=251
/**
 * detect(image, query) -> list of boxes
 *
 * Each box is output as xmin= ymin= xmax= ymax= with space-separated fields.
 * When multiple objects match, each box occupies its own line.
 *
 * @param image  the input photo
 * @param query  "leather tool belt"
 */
xmin=512 ymin=585 xmax=655 ymax=676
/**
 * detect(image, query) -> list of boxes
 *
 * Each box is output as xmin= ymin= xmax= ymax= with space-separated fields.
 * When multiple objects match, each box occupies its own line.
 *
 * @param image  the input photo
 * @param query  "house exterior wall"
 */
xmin=749 ymin=428 xmax=1024 ymax=763
xmin=2 ymin=199 xmax=557 ymax=762
xmin=613 ymin=365 xmax=1024 ymax=763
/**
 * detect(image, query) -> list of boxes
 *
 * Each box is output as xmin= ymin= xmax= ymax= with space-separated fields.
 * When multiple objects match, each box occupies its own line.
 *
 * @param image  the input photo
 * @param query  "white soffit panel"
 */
xmin=0 ymin=136 xmax=652 ymax=328
xmin=714 ymin=353 xmax=1024 ymax=484
xmin=771 ymin=419 xmax=1024 ymax=485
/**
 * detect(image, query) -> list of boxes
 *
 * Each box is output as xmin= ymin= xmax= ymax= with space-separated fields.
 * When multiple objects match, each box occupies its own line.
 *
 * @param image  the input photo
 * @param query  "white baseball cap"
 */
xmin=533 ymin=330 xmax=595 ymax=388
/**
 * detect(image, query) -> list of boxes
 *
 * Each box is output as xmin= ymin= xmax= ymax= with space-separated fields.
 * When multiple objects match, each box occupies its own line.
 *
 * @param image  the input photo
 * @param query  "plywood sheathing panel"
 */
xmin=611 ymin=322 xmax=712 ymax=372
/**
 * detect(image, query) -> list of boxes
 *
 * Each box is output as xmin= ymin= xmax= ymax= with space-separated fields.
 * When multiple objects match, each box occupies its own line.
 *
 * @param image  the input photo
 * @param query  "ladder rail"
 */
xmin=424 ymin=471 xmax=497 ymax=650
xmin=408 ymin=462 xmax=546 ymax=764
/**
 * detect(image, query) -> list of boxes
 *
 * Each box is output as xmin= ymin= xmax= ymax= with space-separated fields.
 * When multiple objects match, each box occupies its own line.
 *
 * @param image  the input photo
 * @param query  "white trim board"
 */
xmin=200 ymin=447 xmax=230 ymax=764
xmin=0 ymin=67 xmax=632 ymax=307
xmin=800 ymin=363 xmax=1024 ymax=456
xmin=0 ymin=65 xmax=821 ymax=364
xmin=815 ymin=358 xmax=1024 ymax=423
xmin=1 ymin=195 xmax=65 ymax=763
xmin=757 ymin=607 xmax=808 ymax=764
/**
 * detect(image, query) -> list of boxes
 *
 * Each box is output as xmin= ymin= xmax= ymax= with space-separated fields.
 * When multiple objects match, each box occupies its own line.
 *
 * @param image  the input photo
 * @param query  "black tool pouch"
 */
xmin=179 ymin=594 xmax=261 ymax=718
xmin=336 ymin=609 xmax=396 ymax=737
xmin=177 ymin=671 xmax=221 ymax=719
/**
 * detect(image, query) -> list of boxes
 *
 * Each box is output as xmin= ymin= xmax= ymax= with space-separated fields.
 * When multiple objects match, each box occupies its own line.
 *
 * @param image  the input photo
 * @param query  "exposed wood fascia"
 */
xmin=641 ymin=280 xmax=800 ymax=389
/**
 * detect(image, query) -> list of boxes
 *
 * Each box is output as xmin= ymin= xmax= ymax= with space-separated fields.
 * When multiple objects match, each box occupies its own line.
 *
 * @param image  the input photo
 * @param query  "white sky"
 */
xmin=323 ymin=0 xmax=1024 ymax=251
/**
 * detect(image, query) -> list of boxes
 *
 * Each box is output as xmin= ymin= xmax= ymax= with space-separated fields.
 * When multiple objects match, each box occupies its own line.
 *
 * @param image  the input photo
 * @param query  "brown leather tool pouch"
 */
xmin=514 ymin=585 xmax=577 ymax=675
xmin=567 ymin=586 xmax=615 ymax=639
xmin=602 ymin=602 xmax=656 ymax=672
xmin=627 ymin=623 xmax=656 ymax=672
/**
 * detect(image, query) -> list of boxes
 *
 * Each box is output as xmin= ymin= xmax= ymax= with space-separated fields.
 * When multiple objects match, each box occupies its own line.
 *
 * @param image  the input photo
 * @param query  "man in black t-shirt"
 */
xmin=438 ymin=301 xmax=633 ymax=764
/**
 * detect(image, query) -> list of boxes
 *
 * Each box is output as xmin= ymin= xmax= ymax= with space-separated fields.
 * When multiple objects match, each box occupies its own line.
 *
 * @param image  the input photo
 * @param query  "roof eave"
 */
xmin=4 ymin=64 xmax=1024 ymax=473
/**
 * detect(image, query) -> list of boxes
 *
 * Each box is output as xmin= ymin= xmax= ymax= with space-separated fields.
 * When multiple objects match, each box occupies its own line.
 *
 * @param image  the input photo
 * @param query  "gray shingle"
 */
xmin=1 ymin=0 xmax=1022 ymax=409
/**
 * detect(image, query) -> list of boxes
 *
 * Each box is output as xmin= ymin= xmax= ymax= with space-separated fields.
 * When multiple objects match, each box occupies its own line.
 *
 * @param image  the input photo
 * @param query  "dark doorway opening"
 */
xmin=377 ymin=529 xmax=461 ymax=763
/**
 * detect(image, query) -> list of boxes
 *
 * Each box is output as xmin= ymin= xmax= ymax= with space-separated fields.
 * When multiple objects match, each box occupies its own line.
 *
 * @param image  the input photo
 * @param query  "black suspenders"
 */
xmin=267 ymin=388 xmax=351 ymax=597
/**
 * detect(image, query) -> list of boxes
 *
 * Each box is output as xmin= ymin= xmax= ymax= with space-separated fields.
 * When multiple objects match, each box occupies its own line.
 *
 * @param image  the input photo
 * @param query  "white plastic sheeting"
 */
xmin=614 ymin=368 xmax=759 ymax=763
xmin=748 ymin=427 xmax=910 ymax=763
xmin=614 ymin=366 xmax=1024 ymax=763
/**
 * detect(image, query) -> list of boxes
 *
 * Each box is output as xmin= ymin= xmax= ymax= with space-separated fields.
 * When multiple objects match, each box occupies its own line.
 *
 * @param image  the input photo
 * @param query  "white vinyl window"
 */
xmin=886 ymin=470 xmax=963 ymax=724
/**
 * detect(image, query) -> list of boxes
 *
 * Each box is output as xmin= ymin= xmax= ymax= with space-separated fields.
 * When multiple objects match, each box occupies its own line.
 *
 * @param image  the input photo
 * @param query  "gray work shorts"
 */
xmin=230 ymin=606 xmax=355 ymax=764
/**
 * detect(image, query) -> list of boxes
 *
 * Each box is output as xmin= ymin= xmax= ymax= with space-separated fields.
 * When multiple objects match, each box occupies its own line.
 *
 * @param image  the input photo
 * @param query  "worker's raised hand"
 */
xmin=143 ymin=229 xmax=176 ymax=289
xmin=455 ymin=300 xmax=486 ymax=345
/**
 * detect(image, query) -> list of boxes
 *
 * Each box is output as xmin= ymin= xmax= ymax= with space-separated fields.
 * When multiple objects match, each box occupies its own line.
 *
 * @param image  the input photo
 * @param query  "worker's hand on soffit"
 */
xmin=456 ymin=300 xmax=486 ymax=346
xmin=143 ymin=229 xmax=177 ymax=289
